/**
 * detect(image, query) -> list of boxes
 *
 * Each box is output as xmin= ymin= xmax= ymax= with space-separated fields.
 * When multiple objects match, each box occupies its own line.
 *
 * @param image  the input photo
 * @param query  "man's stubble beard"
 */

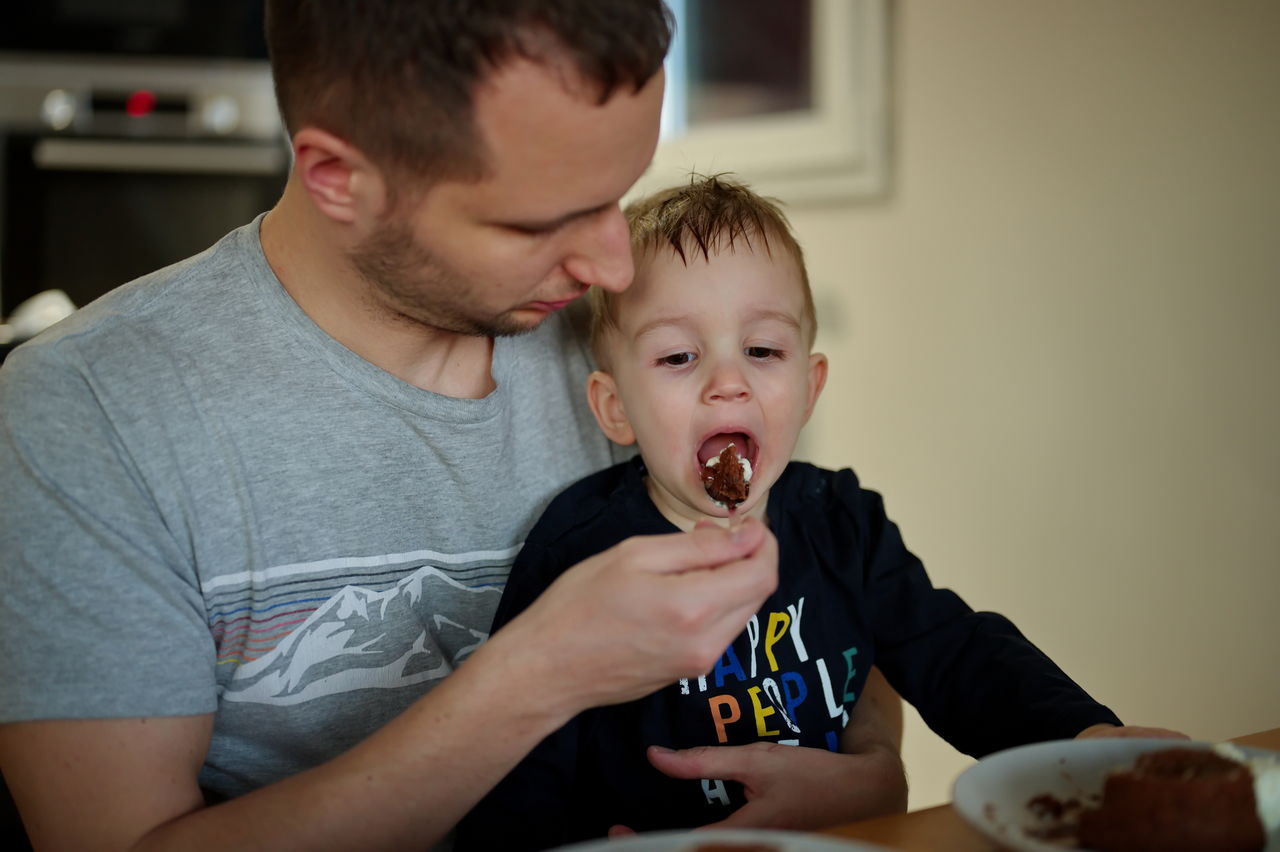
xmin=348 ymin=216 xmax=538 ymax=339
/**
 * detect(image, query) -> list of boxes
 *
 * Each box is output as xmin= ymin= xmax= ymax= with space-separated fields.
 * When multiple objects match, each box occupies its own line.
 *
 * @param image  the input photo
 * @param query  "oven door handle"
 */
xmin=32 ymin=138 xmax=288 ymax=175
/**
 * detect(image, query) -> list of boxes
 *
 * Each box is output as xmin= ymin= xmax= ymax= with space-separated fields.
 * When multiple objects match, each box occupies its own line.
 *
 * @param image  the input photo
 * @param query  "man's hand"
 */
xmin=1076 ymin=723 xmax=1191 ymax=740
xmin=638 ymin=740 xmax=907 ymax=832
xmin=491 ymin=517 xmax=779 ymax=718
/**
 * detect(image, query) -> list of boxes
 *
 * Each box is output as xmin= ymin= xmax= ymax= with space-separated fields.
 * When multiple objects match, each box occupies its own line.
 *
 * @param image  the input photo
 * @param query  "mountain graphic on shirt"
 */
xmin=221 ymin=565 xmax=501 ymax=706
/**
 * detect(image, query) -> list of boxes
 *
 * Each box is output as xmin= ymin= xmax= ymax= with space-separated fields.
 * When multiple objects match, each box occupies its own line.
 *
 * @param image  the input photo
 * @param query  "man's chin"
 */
xmin=483 ymin=307 xmax=555 ymax=338
xmin=424 ymin=308 xmax=545 ymax=339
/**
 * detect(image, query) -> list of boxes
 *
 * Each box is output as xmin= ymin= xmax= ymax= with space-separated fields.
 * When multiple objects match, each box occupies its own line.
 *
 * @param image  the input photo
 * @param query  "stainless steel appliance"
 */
xmin=0 ymin=0 xmax=287 ymax=355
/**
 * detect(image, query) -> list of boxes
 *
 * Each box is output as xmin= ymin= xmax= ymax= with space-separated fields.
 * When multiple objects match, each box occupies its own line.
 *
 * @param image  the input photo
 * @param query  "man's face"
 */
xmin=594 ymin=243 xmax=827 ymax=528
xmin=349 ymin=57 xmax=665 ymax=337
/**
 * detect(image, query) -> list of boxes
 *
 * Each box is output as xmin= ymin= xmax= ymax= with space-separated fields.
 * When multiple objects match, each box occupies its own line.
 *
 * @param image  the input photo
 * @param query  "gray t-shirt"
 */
xmin=0 ymin=217 xmax=619 ymax=799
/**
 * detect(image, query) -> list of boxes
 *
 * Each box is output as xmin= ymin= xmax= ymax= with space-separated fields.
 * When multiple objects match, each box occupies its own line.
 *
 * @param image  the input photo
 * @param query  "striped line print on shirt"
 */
xmin=206 ymin=546 xmax=519 ymax=666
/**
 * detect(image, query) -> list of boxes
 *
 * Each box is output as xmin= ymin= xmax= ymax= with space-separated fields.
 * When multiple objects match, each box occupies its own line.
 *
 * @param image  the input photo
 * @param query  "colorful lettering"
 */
xmin=786 ymin=597 xmax=809 ymax=662
xmin=780 ymin=671 xmax=808 ymax=725
xmin=709 ymin=694 xmax=741 ymax=743
xmin=713 ymin=644 xmax=748 ymax=688
xmin=815 ymin=657 xmax=847 ymax=720
xmin=762 ymin=677 xmax=800 ymax=733
xmin=702 ymin=778 xmax=731 ymax=806
xmin=747 ymin=686 xmax=780 ymax=737
xmin=841 ymin=647 xmax=859 ymax=703
xmin=763 ymin=611 xmax=791 ymax=672
xmin=679 ymin=674 xmax=710 ymax=695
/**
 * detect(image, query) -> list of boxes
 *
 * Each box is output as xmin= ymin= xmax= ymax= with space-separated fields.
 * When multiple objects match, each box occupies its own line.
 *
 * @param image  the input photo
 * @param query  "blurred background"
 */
xmin=2 ymin=0 xmax=1277 ymax=814
xmin=0 ymin=0 xmax=283 ymax=357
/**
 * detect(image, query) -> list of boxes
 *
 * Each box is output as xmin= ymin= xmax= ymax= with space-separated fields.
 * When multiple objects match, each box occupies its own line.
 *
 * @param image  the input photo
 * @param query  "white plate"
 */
xmin=951 ymin=738 xmax=1280 ymax=852
xmin=549 ymin=827 xmax=891 ymax=852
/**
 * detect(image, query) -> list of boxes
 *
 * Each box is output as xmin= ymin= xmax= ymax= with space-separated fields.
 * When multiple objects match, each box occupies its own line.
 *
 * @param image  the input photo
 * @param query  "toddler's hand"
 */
xmin=645 ymin=740 xmax=907 ymax=832
xmin=1076 ymin=723 xmax=1191 ymax=740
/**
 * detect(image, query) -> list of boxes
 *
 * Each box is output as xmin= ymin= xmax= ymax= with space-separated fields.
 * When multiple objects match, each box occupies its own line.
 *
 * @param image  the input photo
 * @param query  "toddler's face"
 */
xmin=589 ymin=242 xmax=826 ymax=528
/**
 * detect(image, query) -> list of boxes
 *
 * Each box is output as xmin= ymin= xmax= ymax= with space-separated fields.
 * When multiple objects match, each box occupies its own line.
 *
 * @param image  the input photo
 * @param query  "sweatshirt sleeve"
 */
xmin=832 ymin=470 xmax=1122 ymax=757
xmin=456 ymin=534 xmax=581 ymax=851
xmin=455 ymin=711 xmax=584 ymax=851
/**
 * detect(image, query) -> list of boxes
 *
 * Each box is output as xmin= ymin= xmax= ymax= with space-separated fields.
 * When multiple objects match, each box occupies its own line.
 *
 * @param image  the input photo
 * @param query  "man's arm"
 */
xmin=1 ymin=520 xmax=778 ymax=852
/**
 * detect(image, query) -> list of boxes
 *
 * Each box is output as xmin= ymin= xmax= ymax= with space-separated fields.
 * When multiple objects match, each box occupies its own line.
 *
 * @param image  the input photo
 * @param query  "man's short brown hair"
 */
xmin=590 ymin=174 xmax=816 ymax=368
xmin=265 ymin=0 xmax=673 ymax=187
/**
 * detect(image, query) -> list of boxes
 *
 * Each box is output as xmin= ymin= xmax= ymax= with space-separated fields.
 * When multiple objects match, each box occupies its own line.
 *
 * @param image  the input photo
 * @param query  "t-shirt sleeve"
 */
xmin=832 ymin=470 xmax=1122 ymax=757
xmin=0 ymin=344 xmax=216 ymax=722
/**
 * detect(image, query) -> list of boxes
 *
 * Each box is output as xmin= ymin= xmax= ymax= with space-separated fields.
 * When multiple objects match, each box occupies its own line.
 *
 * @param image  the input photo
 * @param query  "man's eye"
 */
xmin=658 ymin=352 xmax=695 ymax=367
xmin=509 ymin=223 xmax=554 ymax=237
xmin=746 ymin=346 xmax=783 ymax=360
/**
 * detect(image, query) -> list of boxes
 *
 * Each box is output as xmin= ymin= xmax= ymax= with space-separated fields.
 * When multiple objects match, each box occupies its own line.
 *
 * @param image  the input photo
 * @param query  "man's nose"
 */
xmin=561 ymin=204 xmax=633 ymax=293
xmin=702 ymin=359 xmax=752 ymax=404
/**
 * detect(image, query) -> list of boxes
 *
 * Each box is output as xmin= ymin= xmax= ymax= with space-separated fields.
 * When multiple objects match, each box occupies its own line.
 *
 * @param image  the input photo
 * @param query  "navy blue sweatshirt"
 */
xmin=456 ymin=458 xmax=1120 ymax=850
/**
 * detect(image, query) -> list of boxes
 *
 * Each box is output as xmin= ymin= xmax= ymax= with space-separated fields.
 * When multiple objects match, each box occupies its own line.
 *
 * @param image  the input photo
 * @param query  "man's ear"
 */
xmin=586 ymin=370 xmax=636 ymax=446
xmin=291 ymin=127 xmax=387 ymax=225
xmin=803 ymin=352 xmax=829 ymax=424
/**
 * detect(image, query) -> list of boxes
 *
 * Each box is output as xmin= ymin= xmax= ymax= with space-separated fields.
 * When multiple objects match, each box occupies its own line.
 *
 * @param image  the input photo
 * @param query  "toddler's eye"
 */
xmin=658 ymin=352 xmax=695 ymax=367
xmin=746 ymin=346 xmax=784 ymax=360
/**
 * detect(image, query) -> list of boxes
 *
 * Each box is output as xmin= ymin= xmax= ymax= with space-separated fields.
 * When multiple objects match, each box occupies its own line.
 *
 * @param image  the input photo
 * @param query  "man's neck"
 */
xmin=258 ymin=192 xmax=497 ymax=399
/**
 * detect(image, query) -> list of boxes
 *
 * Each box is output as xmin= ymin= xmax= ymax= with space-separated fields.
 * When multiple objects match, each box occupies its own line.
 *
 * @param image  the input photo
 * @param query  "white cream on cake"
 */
xmin=704 ymin=442 xmax=753 ymax=482
xmin=704 ymin=442 xmax=753 ymax=509
xmin=1214 ymin=742 xmax=1280 ymax=833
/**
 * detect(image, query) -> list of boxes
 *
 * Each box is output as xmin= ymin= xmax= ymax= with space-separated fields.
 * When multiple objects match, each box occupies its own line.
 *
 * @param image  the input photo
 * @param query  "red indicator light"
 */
xmin=125 ymin=90 xmax=156 ymax=117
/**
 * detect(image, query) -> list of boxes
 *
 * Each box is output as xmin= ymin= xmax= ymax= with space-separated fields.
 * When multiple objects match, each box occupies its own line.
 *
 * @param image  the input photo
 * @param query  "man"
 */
xmin=0 ymin=3 xmax=906 ymax=850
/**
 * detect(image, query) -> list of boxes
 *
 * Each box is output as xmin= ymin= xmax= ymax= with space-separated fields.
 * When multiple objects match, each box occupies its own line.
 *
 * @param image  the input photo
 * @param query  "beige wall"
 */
xmin=789 ymin=1 xmax=1280 ymax=808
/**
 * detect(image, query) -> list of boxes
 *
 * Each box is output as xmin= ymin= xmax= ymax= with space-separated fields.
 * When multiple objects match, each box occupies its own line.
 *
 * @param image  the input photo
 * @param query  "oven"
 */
xmin=0 ymin=1 xmax=286 ymax=358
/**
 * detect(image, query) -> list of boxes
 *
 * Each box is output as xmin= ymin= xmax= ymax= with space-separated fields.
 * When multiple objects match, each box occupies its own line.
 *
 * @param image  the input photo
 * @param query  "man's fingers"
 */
xmin=671 ymin=519 xmax=779 ymax=609
xmin=630 ymin=516 xmax=769 ymax=576
xmin=624 ymin=519 xmax=778 ymax=652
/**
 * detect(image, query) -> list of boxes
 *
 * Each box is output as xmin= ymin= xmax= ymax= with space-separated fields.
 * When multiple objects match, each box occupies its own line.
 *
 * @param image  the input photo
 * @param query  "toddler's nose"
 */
xmin=703 ymin=362 xmax=751 ymax=404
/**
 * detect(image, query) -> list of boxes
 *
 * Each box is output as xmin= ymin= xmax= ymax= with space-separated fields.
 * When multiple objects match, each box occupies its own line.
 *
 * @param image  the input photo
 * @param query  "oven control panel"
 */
xmin=0 ymin=55 xmax=281 ymax=142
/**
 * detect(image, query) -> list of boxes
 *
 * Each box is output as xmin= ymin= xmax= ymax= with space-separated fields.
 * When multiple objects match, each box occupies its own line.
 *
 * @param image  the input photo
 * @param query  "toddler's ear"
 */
xmin=586 ymin=371 xmax=637 ymax=446
xmin=803 ymin=352 xmax=829 ymax=424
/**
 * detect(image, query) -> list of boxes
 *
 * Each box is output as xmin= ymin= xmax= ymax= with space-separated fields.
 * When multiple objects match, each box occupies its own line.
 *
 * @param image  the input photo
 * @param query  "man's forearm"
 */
xmin=131 ymin=626 xmax=569 ymax=852
xmin=9 ymin=524 xmax=777 ymax=852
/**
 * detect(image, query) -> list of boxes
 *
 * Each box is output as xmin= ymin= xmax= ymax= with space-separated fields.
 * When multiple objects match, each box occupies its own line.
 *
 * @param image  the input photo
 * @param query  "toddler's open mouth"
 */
xmin=697 ymin=432 xmax=756 ymax=508
xmin=696 ymin=432 xmax=756 ymax=469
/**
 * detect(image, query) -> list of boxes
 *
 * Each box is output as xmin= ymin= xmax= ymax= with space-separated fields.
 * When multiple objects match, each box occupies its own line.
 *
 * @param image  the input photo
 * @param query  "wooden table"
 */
xmin=821 ymin=727 xmax=1280 ymax=851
